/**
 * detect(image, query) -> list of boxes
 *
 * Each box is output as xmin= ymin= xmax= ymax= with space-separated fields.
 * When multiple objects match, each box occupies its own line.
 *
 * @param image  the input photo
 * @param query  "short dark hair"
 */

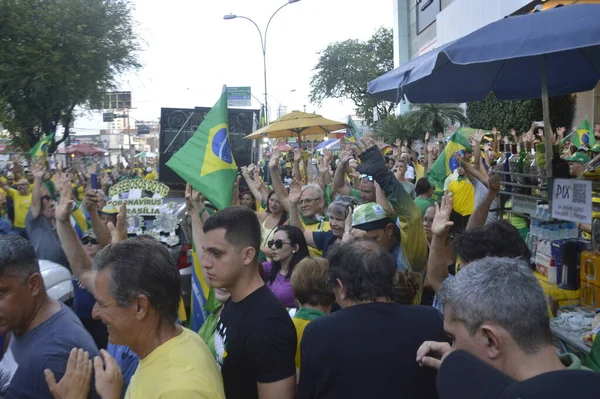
xmin=203 ymin=206 xmax=261 ymax=260
xmin=452 ymin=220 xmax=531 ymax=265
xmin=327 ymin=239 xmax=396 ymax=302
xmin=291 ymin=257 xmax=335 ymax=307
xmin=415 ymin=177 xmax=432 ymax=196
xmin=267 ymin=225 xmax=310 ymax=283
xmin=0 ymin=235 xmax=40 ymax=282
xmin=93 ymin=237 xmax=181 ymax=324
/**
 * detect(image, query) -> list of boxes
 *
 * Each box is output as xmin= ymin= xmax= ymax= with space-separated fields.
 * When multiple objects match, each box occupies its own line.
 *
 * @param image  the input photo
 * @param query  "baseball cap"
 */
xmin=437 ymin=350 xmax=600 ymax=399
xmin=591 ymin=143 xmax=600 ymax=153
xmin=81 ymin=230 xmax=97 ymax=240
xmin=352 ymin=203 xmax=392 ymax=231
xmin=146 ymin=167 xmax=152 ymax=173
xmin=101 ymin=205 xmax=119 ymax=214
xmin=565 ymin=152 xmax=590 ymax=163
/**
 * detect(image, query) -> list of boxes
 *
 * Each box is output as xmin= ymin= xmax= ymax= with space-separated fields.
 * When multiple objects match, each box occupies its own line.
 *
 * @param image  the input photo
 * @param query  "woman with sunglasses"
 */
xmin=262 ymin=225 xmax=310 ymax=308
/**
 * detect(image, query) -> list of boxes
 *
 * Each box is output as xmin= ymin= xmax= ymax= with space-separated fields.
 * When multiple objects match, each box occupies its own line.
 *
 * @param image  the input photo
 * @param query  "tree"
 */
xmin=408 ymin=103 xmax=468 ymax=135
xmin=373 ymin=113 xmax=417 ymax=143
xmin=309 ymin=27 xmax=395 ymax=126
xmin=0 ymin=0 xmax=140 ymax=152
xmin=466 ymin=93 xmax=576 ymax=136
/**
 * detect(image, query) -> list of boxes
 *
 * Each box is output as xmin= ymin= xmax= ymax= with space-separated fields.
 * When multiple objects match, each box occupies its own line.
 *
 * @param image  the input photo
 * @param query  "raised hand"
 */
xmin=44 ymin=348 xmax=92 ymax=399
xmin=425 ymin=131 xmax=430 ymax=142
xmin=339 ymin=145 xmax=354 ymax=165
xmin=473 ymin=130 xmax=483 ymax=143
xmin=293 ymin=147 xmax=302 ymax=163
xmin=32 ymin=160 xmax=46 ymax=181
xmin=431 ymin=194 xmax=454 ymax=237
xmin=352 ymin=136 xmax=378 ymax=157
xmin=318 ymin=157 xmax=329 ymax=175
xmin=269 ymin=148 xmax=281 ymax=169
xmin=437 ymin=132 xmax=444 ymax=142
xmin=56 ymin=182 xmax=74 ymax=223
xmin=83 ymin=190 xmax=101 ymax=213
xmin=323 ymin=150 xmax=333 ymax=166
xmin=488 ymin=173 xmax=501 ymax=195
xmin=288 ymin=179 xmax=302 ymax=205
xmin=107 ymin=201 xmax=127 ymax=244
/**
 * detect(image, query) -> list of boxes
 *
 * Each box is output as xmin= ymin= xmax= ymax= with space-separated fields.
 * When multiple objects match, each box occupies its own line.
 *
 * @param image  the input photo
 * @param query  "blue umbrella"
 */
xmin=368 ymin=4 xmax=600 ymax=176
xmin=369 ymin=4 xmax=600 ymax=103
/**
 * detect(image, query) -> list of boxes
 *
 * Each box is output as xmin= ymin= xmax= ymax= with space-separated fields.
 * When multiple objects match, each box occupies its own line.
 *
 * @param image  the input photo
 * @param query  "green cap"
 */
xmin=565 ymin=152 xmax=590 ymax=163
xmin=352 ymin=203 xmax=391 ymax=231
xmin=591 ymin=143 xmax=600 ymax=153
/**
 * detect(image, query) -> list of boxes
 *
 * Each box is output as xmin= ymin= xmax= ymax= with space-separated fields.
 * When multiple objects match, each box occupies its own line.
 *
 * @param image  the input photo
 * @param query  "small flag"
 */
xmin=30 ymin=132 xmax=55 ymax=158
xmin=344 ymin=116 xmax=361 ymax=142
xmin=166 ymin=86 xmax=238 ymax=210
xmin=562 ymin=117 xmax=595 ymax=148
xmin=427 ymin=132 xmax=472 ymax=189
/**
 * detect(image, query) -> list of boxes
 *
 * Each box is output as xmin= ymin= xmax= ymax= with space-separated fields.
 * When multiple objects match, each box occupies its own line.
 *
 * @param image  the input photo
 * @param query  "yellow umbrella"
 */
xmin=244 ymin=111 xmax=348 ymax=141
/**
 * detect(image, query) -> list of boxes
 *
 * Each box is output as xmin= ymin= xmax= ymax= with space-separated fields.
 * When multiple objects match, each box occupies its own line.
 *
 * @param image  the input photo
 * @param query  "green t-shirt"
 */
xmin=560 ymin=352 xmax=593 ymax=371
xmin=414 ymin=197 xmax=434 ymax=217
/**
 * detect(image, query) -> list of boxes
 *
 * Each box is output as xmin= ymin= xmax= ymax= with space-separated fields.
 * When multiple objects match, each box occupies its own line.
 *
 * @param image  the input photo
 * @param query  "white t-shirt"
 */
xmin=472 ymin=179 xmax=499 ymax=225
xmin=443 ymin=170 xmax=459 ymax=192
xmin=405 ymin=165 xmax=415 ymax=181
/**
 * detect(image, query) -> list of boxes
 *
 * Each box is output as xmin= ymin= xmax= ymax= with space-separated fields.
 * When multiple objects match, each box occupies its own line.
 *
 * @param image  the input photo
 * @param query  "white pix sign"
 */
xmin=551 ymin=178 xmax=592 ymax=224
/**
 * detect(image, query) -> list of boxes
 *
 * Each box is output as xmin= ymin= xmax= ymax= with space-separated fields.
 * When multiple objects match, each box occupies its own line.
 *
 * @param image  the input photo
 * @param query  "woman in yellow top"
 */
xmin=290 ymin=257 xmax=335 ymax=373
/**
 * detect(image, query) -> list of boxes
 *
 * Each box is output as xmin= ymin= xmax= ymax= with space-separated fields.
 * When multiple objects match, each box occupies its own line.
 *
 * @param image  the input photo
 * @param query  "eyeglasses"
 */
xmin=359 ymin=174 xmax=374 ymax=181
xmin=268 ymin=239 xmax=292 ymax=249
xmin=82 ymin=237 xmax=99 ymax=245
xmin=299 ymin=198 xmax=321 ymax=206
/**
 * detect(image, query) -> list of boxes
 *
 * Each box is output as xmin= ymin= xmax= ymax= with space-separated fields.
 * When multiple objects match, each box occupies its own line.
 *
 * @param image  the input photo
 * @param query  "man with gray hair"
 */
xmin=417 ymin=257 xmax=592 ymax=381
xmin=0 ymin=235 xmax=99 ymax=398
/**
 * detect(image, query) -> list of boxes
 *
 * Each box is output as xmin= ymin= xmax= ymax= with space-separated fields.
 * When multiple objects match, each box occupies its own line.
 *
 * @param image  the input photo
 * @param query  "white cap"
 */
xmin=146 ymin=167 xmax=152 ymax=173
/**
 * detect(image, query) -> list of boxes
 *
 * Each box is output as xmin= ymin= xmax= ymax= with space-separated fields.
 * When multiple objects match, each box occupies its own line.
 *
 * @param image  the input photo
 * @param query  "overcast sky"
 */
xmin=73 ymin=0 xmax=392 ymax=133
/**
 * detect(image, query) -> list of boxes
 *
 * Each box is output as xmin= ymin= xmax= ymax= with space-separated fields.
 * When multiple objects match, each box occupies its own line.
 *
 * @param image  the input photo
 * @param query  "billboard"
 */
xmin=159 ymin=106 xmax=259 ymax=185
xmin=227 ymin=87 xmax=252 ymax=107
xmin=416 ymin=0 xmax=441 ymax=34
xmin=90 ymin=91 xmax=132 ymax=110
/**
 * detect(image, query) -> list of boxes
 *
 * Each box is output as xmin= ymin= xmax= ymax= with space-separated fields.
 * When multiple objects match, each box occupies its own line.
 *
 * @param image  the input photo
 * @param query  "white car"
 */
xmin=39 ymin=260 xmax=73 ymax=303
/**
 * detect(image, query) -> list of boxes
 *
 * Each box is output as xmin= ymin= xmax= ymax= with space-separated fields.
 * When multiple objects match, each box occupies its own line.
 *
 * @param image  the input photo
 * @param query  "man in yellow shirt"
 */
xmin=447 ymin=166 xmax=475 ymax=234
xmin=143 ymin=167 xmax=157 ymax=181
xmin=3 ymin=179 xmax=32 ymax=238
xmin=51 ymin=196 xmax=225 ymax=399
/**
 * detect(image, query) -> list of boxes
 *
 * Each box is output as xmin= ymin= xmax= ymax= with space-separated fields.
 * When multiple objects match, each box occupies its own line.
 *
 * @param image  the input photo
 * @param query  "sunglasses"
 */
xmin=268 ymin=239 xmax=292 ymax=249
xmin=82 ymin=237 xmax=99 ymax=245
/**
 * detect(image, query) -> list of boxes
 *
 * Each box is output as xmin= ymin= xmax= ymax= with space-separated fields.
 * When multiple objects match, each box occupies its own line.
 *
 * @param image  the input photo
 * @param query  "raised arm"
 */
xmin=83 ymin=190 xmax=111 ymax=248
xmin=186 ymin=184 xmax=210 ymax=261
xmin=55 ymin=183 xmax=97 ymax=294
xmin=466 ymin=173 xmax=501 ymax=231
xmin=30 ymin=163 xmax=46 ymax=219
xmin=268 ymin=148 xmax=289 ymax=212
xmin=287 ymin=181 xmax=315 ymax=246
xmin=242 ymin=167 xmax=267 ymax=205
xmin=427 ymin=195 xmax=454 ymax=293
xmin=292 ymin=148 xmax=304 ymax=186
xmin=331 ymin=146 xmax=353 ymax=198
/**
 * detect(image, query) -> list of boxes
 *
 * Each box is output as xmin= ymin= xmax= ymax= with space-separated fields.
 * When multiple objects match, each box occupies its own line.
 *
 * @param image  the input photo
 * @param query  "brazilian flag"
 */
xmin=166 ymin=86 xmax=237 ymax=210
xmin=30 ymin=132 xmax=55 ymax=158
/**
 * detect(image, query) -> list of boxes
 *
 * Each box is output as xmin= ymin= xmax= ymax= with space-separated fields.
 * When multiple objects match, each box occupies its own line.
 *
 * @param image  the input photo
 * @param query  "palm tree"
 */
xmin=408 ymin=103 xmax=468 ymax=134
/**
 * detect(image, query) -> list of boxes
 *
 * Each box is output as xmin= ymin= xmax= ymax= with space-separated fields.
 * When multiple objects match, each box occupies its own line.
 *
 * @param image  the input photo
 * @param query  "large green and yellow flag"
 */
xmin=166 ymin=86 xmax=237 ymax=210
xmin=30 ymin=132 xmax=54 ymax=158
xmin=427 ymin=132 xmax=472 ymax=190
xmin=562 ymin=117 xmax=595 ymax=148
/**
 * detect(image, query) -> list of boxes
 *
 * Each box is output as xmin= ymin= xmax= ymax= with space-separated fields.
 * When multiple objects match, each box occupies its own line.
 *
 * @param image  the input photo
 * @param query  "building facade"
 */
xmin=393 ymin=0 xmax=600 ymax=128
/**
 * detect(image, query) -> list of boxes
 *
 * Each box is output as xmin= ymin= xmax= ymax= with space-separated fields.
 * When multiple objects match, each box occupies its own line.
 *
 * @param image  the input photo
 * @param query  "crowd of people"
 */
xmin=0 ymin=126 xmax=599 ymax=398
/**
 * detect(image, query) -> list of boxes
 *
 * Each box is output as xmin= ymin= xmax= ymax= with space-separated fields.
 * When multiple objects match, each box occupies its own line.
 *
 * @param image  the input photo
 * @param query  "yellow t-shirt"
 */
xmin=292 ymin=317 xmax=310 ymax=369
xmin=126 ymin=328 xmax=224 ymax=399
xmin=7 ymin=188 xmax=32 ymax=228
xmin=414 ymin=163 xmax=425 ymax=181
xmin=302 ymin=219 xmax=330 ymax=258
xmin=144 ymin=171 xmax=157 ymax=181
xmin=448 ymin=178 xmax=475 ymax=217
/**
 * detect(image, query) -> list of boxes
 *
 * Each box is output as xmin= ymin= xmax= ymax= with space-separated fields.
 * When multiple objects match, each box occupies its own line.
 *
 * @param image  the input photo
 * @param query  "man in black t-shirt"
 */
xmin=297 ymin=239 xmax=447 ymax=399
xmin=199 ymin=205 xmax=296 ymax=399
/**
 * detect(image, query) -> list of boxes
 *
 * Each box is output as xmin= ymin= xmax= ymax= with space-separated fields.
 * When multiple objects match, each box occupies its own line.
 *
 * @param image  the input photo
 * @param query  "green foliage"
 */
xmin=408 ymin=103 xmax=468 ymax=134
xmin=373 ymin=103 xmax=468 ymax=143
xmin=0 ymin=0 xmax=140 ymax=152
xmin=373 ymin=113 xmax=417 ymax=143
xmin=310 ymin=27 xmax=395 ymax=126
xmin=466 ymin=93 xmax=577 ymax=136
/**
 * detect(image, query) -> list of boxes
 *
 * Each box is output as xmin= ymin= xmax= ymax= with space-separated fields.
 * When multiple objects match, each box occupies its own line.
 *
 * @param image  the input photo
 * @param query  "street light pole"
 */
xmin=224 ymin=0 xmax=300 ymax=126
